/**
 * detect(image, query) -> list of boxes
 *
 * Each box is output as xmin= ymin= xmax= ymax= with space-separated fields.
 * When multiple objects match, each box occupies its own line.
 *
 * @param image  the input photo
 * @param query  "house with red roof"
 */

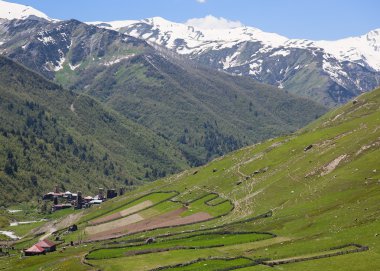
xmin=24 ymin=239 xmax=56 ymax=256
xmin=36 ymin=239 xmax=56 ymax=252
xmin=24 ymin=245 xmax=45 ymax=256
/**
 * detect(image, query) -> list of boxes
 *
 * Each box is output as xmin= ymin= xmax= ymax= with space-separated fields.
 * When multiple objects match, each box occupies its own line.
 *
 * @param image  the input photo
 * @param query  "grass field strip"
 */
xmin=262 ymin=244 xmax=369 ymax=267
xmin=86 ymin=232 xmax=275 ymax=260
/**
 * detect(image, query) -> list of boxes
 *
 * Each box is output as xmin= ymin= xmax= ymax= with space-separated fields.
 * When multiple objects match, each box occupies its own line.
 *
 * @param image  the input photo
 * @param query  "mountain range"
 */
xmin=90 ymin=17 xmax=380 ymax=107
xmin=1 ymin=1 xmax=379 ymax=108
xmin=0 ymin=1 xmax=326 ymax=166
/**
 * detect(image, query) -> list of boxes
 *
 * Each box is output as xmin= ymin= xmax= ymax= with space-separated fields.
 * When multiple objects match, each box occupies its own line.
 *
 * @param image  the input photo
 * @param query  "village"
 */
xmin=42 ymin=185 xmax=125 ymax=212
xmin=15 ymin=185 xmax=127 ymax=257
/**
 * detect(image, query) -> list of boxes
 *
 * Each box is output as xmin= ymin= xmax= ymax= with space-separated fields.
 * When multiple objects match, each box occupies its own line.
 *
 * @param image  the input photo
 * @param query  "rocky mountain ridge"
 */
xmin=90 ymin=17 xmax=380 ymax=106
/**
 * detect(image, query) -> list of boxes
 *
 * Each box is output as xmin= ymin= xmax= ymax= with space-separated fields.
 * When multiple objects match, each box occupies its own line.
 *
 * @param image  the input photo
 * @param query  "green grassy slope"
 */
xmin=0 ymin=56 xmax=188 ymax=206
xmin=2 ymin=87 xmax=379 ymax=270
xmin=0 ymin=89 xmax=380 ymax=271
xmin=88 ymin=87 xmax=379 ymax=270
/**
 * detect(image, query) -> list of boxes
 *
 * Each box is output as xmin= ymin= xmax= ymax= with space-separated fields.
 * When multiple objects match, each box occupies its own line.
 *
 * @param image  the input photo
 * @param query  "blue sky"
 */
xmin=11 ymin=0 xmax=380 ymax=40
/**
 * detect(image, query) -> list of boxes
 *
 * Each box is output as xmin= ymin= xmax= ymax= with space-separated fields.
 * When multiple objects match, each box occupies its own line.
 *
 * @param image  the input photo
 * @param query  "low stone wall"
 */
xmin=149 ymin=256 xmax=261 ymax=271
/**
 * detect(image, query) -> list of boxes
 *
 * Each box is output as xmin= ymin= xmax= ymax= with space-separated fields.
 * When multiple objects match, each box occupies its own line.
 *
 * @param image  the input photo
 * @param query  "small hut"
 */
xmin=68 ymin=224 xmax=78 ymax=232
xmin=25 ymin=245 xmax=45 ymax=256
xmin=106 ymin=189 xmax=117 ymax=199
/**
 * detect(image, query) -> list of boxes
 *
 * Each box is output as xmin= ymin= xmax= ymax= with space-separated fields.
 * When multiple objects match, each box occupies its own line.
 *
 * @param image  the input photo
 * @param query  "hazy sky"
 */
xmin=10 ymin=0 xmax=380 ymax=40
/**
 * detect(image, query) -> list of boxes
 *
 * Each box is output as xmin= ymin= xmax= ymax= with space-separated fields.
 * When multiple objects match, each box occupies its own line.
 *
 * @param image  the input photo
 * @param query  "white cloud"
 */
xmin=196 ymin=0 xmax=206 ymax=3
xmin=185 ymin=15 xmax=243 ymax=29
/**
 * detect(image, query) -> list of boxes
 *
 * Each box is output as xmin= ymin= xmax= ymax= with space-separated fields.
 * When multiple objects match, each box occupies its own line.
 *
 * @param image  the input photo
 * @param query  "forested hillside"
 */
xmin=0 ymin=56 xmax=188 ymax=205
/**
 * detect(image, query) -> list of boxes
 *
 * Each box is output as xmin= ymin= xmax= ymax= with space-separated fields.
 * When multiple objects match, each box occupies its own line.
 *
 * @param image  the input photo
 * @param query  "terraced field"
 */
xmin=1 ymin=88 xmax=379 ymax=270
xmin=82 ymin=192 xmax=233 ymax=241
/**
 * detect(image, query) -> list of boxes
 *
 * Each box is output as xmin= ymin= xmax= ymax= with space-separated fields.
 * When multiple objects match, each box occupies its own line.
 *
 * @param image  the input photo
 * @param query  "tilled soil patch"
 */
xmin=87 ymin=207 xmax=212 ymax=241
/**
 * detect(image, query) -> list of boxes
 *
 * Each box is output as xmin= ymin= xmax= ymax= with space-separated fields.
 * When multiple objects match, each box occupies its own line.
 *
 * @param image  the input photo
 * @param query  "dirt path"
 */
xmin=31 ymin=211 xmax=84 ymax=240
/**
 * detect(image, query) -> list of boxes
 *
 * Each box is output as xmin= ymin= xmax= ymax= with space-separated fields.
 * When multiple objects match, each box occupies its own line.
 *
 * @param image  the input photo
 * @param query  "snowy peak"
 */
xmin=366 ymin=28 xmax=380 ymax=44
xmin=313 ymin=29 xmax=380 ymax=71
xmin=88 ymin=17 xmax=380 ymax=71
xmin=0 ymin=0 xmax=50 ymax=21
xmin=143 ymin=16 xmax=176 ymax=27
xmin=88 ymin=17 xmax=288 ymax=54
xmin=86 ymin=17 xmax=380 ymax=106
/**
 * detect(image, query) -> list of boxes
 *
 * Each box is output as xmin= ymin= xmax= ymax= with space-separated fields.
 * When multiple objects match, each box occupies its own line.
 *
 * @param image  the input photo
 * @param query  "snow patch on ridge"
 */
xmin=53 ymin=49 xmax=65 ymax=71
xmin=103 ymin=54 xmax=135 ymax=66
xmin=223 ymin=50 xmax=241 ymax=69
xmin=69 ymin=63 xmax=80 ymax=70
xmin=37 ymin=35 xmax=55 ymax=45
xmin=53 ymin=56 xmax=65 ymax=71
xmin=271 ymin=49 xmax=291 ymax=57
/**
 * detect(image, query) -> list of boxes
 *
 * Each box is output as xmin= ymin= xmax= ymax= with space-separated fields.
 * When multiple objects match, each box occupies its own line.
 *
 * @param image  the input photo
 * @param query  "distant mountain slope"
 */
xmin=0 ymin=18 xmax=327 ymax=165
xmin=90 ymin=17 xmax=380 ymax=107
xmin=0 ymin=56 xmax=188 ymax=206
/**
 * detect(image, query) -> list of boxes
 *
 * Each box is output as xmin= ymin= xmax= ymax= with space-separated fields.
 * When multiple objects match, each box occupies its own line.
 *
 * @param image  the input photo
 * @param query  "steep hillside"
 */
xmin=0 ymin=56 xmax=187 ymax=206
xmin=0 ymin=17 xmax=327 ymax=165
xmin=3 ymin=88 xmax=379 ymax=270
xmin=72 ymin=52 xmax=327 ymax=165
xmin=92 ymin=17 xmax=380 ymax=107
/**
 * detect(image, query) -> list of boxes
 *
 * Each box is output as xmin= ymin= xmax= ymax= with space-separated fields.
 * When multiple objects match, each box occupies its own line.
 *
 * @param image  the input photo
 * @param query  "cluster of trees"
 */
xmin=178 ymin=122 xmax=242 ymax=166
xmin=142 ymin=163 xmax=167 ymax=181
xmin=3 ymin=150 xmax=18 ymax=176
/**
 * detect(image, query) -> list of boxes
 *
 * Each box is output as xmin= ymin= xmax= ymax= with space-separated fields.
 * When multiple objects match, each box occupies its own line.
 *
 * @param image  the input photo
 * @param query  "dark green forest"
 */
xmin=0 ymin=56 xmax=187 ymax=206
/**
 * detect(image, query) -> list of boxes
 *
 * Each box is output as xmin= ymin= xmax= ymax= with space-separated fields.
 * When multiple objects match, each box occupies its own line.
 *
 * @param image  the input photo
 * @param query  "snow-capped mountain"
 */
xmin=0 ymin=0 xmax=51 ymax=21
xmin=90 ymin=17 xmax=380 ymax=72
xmin=89 ymin=17 xmax=380 ymax=106
xmin=0 ymin=0 xmax=379 ymax=106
